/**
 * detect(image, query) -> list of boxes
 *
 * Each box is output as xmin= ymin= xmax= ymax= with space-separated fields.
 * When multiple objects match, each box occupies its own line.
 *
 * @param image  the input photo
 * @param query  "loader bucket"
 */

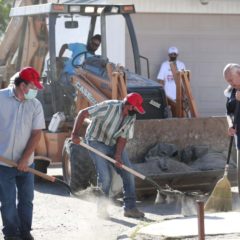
xmin=127 ymin=116 xmax=237 ymax=195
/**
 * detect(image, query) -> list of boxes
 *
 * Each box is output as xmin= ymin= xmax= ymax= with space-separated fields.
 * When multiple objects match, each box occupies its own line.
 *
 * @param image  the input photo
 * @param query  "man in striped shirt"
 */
xmin=71 ymin=92 xmax=145 ymax=219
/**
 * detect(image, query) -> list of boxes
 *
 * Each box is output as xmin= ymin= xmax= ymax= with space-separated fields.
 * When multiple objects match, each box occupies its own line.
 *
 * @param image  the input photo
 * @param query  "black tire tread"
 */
xmin=62 ymin=139 xmax=97 ymax=192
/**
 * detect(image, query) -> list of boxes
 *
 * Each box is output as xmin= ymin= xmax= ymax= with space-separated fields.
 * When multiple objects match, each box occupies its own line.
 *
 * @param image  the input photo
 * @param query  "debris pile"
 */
xmin=133 ymin=143 xmax=236 ymax=175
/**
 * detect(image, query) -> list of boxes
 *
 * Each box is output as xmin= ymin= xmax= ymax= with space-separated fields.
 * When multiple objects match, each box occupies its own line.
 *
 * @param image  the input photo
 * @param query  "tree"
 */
xmin=0 ymin=0 xmax=14 ymax=36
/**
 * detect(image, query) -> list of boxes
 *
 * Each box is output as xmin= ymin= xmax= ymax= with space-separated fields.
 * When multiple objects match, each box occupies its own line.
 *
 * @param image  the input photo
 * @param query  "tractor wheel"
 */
xmin=62 ymin=138 xmax=97 ymax=192
xmin=62 ymin=143 xmax=71 ymax=185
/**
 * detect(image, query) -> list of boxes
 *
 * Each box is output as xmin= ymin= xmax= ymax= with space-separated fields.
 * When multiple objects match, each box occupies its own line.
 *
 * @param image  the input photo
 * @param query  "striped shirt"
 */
xmin=85 ymin=100 xmax=135 ymax=146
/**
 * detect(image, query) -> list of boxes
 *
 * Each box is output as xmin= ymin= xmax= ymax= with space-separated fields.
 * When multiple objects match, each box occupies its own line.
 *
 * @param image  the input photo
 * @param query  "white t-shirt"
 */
xmin=157 ymin=60 xmax=186 ymax=100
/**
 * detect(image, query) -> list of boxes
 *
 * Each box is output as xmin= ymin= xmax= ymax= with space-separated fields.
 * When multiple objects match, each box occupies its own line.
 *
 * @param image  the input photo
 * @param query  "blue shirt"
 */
xmin=64 ymin=43 xmax=93 ymax=75
xmin=0 ymin=87 xmax=45 ymax=166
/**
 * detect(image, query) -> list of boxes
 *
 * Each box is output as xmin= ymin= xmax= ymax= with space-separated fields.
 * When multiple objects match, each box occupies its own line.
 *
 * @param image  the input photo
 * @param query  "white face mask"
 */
xmin=24 ymin=89 xmax=38 ymax=100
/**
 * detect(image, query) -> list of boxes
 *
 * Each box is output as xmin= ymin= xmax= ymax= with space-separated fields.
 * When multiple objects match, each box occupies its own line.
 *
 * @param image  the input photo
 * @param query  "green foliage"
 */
xmin=0 ymin=0 xmax=13 ymax=36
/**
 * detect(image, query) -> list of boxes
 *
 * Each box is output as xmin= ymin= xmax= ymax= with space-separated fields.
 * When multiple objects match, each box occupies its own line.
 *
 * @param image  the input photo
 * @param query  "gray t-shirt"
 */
xmin=0 ymin=87 xmax=45 ymax=166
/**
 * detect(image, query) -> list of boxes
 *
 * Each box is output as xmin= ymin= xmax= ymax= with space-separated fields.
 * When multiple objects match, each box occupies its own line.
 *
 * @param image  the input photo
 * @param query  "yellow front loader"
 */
xmin=0 ymin=1 xmax=237 ymax=197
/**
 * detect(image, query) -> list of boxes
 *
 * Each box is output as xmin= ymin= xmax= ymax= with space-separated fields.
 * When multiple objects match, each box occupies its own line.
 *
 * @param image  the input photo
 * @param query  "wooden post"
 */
xmin=111 ymin=72 xmax=118 ymax=99
xmin=118 ymin=71 xmax=127 ymax=99
xmin=197 ymin=200 xmax=205 ymax=240
xmin=182 ymin=71 xmax=199 ymax=117
xmin=175 ymin=71 xmax=182 ymax=117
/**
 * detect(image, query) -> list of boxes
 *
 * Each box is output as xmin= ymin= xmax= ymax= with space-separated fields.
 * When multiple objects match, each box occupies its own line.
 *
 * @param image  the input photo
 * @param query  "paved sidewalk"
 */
xmin=119 ymin=188 xmax=240 ymax=239
xmin=130 ymin=212 xmax=240 ymax=239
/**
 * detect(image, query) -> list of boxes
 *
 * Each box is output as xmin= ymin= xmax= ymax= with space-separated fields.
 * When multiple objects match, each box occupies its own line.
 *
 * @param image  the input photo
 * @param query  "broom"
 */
xmin=205 ymin=96 xmax=240 ymax=212
xmin=204 ymin=136 xmax=233 ymax=212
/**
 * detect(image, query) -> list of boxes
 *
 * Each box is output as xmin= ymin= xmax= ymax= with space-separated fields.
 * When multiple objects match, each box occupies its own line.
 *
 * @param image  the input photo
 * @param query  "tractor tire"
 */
xmin=62 ymin=138 xmax=97 ymax=192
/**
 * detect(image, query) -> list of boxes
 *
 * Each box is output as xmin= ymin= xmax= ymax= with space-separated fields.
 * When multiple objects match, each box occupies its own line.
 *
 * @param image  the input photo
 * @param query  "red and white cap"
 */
xmin=19 ymin=67 xmax=43 ymax=90
xmin=126 ymin=92 xmax=145 ymax=114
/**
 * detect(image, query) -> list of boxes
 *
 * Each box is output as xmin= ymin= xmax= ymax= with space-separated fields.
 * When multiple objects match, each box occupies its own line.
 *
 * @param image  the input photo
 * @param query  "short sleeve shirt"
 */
xmin=157 ymin=60 xmax=186 ymax=100
xmin=63 ymin=43 xmax=93 ymax=75
xmin=0 ymin=87 xmax=46 ymax=166
xmin=85 ymin=100 xmax=135 ymax=146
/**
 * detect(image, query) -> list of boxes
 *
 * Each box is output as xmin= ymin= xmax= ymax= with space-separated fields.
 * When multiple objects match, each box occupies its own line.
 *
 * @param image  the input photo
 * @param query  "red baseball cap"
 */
xmin=19 ymin=67 xmax=43 ymax=90
xmin=126 ymin=92 xmax=145 ymax=114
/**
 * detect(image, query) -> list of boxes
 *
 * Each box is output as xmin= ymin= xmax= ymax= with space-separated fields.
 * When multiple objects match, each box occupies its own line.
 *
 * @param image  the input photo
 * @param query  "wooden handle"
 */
xmin=80 ymin=142 xmax=146 ymax=180
xmin=0 ymin=156 xmax=56 ymax=182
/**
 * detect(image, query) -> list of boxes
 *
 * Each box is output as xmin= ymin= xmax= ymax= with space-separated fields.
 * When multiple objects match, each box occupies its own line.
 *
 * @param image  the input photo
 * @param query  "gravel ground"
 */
xmin=0 ymin=167 xmax=174 ymax=240
xmin=1 ymin=167 xmax=240 ymax=240
xmin=0 ymin=180 xmax=178 ymax=240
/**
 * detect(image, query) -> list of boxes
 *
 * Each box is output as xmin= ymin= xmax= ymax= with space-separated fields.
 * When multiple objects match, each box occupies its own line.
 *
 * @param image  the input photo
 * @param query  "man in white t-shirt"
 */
xmin=157 ymin=47 xmax=186 ymax=101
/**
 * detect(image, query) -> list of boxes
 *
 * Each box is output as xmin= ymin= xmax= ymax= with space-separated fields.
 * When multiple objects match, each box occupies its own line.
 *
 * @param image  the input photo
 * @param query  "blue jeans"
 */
xmin=0 ymin=164 xmax=34 ymax=238
xmin=88 ymin=141 xmax=136 ymax=210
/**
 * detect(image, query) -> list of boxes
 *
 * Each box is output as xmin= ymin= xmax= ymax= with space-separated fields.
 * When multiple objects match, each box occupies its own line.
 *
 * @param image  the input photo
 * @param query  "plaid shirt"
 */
xmin=85 ymin=100 xmax=135 ymax=146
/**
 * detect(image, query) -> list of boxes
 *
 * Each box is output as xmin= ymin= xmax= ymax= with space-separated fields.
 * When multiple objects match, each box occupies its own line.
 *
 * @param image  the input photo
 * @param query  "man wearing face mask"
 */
xmin=157 ymin=46 xmax=186 ymax=101
xmin=0 ymin=67 xmax=45 ymax=240
xmin=71 ymin=93 xmax=145 ymax=219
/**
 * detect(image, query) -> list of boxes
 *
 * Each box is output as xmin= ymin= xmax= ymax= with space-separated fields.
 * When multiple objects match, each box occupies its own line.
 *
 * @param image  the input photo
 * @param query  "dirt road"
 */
xmin=1 ymin=166 xmax=240 ymax=239
xmin=0 ymin=167 xmax=174 ymax=240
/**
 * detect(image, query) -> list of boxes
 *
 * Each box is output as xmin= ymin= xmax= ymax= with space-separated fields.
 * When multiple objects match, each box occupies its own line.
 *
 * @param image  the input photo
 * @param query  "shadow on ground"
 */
xmin=34 ymin=177 xmax=70 ymax=197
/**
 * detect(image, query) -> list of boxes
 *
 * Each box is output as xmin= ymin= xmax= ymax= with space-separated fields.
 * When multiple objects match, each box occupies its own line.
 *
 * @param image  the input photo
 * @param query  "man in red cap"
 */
xmin=71 ymin=92 xmax=145 ymax=219
xmin=0 ymin=67 xmax=45 ymax=240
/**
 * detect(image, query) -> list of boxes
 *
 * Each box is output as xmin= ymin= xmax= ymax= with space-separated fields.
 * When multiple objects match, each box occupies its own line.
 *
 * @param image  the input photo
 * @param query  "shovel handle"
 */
xmin=80 ymin=142 xmax=146 ymax=180
xmin=0 ymin=156 xmax=56 ymax=183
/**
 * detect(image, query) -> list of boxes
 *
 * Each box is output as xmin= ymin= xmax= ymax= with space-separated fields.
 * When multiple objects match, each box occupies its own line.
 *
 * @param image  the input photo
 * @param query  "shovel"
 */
xmin=79 ymin=141 xmax=183 ymax=202
xmin=0 ymin=156 xmax=73 ymax=194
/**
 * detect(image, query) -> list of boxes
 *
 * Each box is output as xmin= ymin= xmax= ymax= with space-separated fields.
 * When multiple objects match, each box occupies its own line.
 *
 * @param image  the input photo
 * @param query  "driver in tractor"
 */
xmin=58 ymin=34 xmax=101 ymax=79
xmin=57 ymin=34 xmax=101 ymax=114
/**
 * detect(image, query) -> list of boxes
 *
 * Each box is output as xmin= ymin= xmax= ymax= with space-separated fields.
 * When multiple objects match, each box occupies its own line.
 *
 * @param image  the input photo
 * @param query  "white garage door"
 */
xmin=125 ymin=13 xmax=240 ymax=116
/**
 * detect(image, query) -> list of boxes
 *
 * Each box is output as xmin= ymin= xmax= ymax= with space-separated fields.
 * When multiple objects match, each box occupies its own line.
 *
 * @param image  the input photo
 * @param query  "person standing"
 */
xmin=157 ymin=46 xmax=186 ymax=101
xmin=223 ymin=63 xmax=240 ymax=194
xmin=0 ymin=67 xmax=45 ymax=240
xmin=71 ymin=93 xmax=145 ymax=219
xmin=223 ymin=63 xmax=240 ymax=136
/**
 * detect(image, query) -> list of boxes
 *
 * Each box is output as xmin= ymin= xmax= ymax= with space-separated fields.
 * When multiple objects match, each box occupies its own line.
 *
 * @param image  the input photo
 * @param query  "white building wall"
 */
xmin=108 ymin=0 xmax=240 ymax=116
xmin=61 ymin=0 xmax=240 ymax=116
xmin=109 ymin=0 xmax=240 ymax=14
xmin=106 ymin=15 xmax=125 ymax=66
xmin=126 ymin=12 xmax=240 ymax=116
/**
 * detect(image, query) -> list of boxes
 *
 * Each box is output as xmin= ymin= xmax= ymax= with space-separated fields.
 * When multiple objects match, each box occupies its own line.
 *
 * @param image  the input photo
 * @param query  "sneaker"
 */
xmin=97 ymin=207 xmax=110 ymax=219
xmin=124 ymin=208 xmax=145 ymax=218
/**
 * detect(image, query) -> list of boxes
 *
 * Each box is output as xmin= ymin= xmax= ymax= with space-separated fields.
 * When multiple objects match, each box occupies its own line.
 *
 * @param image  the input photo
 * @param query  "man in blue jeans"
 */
xmin=0 ymin=67 xmax=45 ymax=240
xmin=71 ymin=93 xmax=145 ymax=219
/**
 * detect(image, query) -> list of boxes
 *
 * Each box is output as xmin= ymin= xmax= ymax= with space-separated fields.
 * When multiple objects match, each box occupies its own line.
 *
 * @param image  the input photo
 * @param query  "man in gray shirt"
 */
xmin=0 ymin=67 xmax=45 ymax=240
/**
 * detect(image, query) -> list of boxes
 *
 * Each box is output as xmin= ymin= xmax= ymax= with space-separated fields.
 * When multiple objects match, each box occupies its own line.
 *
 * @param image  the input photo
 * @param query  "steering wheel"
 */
xmin=71 ymin=51 xmax=88 ymax=68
